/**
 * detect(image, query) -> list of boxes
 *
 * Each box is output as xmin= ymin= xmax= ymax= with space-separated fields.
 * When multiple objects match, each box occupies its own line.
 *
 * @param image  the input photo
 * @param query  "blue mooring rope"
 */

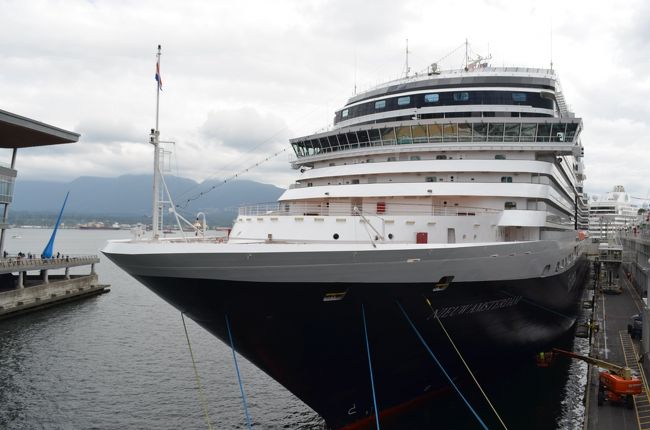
xmin=225 ymin=314 xmax=253 ymax=430
xmin=361 ymin=304 xmax=381 ymax=430
xmin=396 ymin=301 xmax=489 ymax=430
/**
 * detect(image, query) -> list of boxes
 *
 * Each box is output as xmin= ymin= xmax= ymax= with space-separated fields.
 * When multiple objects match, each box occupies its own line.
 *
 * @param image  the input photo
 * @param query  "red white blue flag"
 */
xmin=155 ymin=59 xmax=163 ymax=91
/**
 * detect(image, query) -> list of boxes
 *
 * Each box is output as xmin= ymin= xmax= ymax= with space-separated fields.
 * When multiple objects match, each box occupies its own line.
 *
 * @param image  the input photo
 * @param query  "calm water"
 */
xmin=0 ymin=228 xmax=586 ymax=429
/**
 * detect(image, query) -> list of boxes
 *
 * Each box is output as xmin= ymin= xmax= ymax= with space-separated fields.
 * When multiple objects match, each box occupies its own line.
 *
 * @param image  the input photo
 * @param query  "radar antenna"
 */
xmin=422 ymin=41 xmax=491 ymax=75
xmin=464 ymin=41 xmax=492 ymax=71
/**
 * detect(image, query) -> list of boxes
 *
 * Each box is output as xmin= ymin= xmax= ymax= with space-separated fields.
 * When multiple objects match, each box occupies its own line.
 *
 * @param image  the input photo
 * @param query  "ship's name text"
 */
xmin=428 ymin=296 xmax=523 ymax=320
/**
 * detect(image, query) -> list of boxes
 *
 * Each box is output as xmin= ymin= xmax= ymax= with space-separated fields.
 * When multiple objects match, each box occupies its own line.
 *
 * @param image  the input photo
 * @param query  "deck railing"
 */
xmin=238 ymin=202 xmax=502 ymax=217
xmin=0 ymin=255 xmax=99 ymax=270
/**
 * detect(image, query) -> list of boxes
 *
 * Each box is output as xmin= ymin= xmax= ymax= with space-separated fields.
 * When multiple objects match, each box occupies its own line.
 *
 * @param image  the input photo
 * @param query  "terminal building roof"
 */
xmin=0 ymin=108 xmax=79 ymax=148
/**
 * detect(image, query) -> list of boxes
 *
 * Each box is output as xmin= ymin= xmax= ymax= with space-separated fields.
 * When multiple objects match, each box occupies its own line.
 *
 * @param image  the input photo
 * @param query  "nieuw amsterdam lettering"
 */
xmin=428 ymin=296 xmax=523 ymax=320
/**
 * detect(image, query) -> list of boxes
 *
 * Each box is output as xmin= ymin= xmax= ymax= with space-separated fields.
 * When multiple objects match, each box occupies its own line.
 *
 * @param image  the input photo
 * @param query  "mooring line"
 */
xmin=425 ymin=298 xmax=509 ymax=430
xmin=225 ymin=314 xmax=253 ymax=430
xmin=361 ymin=304 xmax=381 ymax=430
xmin=396 ymin=301 xmax=489 ymax=430
xmin=181 ymin=313 xmax=214 ymax=430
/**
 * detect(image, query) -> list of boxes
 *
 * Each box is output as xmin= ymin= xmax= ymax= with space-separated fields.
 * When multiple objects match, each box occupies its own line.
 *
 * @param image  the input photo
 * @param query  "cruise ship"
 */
xmin=103 ymin=61 xmax=590 ymax=429
xmin=588 ymin=185 xmax=638 ymax=241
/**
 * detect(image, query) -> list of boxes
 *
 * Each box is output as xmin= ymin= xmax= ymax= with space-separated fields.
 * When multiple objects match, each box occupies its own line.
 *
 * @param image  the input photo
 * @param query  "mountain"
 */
xmin=11 ymin=175 xmax=285 ymax=225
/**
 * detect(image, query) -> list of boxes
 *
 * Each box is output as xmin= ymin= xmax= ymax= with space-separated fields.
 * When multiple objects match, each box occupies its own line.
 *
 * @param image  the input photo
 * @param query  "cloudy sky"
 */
xmin=1 ymin=0 xmax=648 ymax=202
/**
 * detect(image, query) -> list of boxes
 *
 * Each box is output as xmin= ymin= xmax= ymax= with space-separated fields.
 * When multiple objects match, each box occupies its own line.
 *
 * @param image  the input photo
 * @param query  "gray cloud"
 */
xmin=0 ymin=0 xmax=647 ymax=199
xmin=200 ymin=107 xmax=289 ymax=151
xmin=75 ymin=118 xmax=144 ymax=144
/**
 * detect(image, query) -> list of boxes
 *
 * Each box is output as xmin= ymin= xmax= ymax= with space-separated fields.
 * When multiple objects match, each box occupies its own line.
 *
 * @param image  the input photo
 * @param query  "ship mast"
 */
xmin=404 ymin=38 xmax=410 ymax=77
xmin=151 ymin=44 xmax=162 ymax=239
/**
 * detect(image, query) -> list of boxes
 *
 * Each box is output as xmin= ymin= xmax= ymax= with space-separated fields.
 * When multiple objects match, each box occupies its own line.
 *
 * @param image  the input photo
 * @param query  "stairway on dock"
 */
xmin=620 ymin=331 xmax=650 ymax=429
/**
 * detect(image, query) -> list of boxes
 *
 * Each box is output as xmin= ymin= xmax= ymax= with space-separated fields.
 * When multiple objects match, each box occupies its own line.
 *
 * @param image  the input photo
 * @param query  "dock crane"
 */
xmin=537 ymin=348 xmax=642 ymax=408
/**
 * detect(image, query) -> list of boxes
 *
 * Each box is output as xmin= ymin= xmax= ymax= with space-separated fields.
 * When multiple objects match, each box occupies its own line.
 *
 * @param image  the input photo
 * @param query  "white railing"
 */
xmin=0 ymin=255 xmax=99 ymax=270
xmin=290 ymin=176 xmax=547 ymax=190
xmin=238 ymin=202 xmax=501 ymax=217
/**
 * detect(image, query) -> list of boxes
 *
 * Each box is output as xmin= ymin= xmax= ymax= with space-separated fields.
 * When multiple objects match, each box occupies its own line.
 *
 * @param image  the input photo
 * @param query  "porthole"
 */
xmin=333 ymin=233 xmax=339 ymax=240
xmin=388 ymin=233 xmax=394 ymax=240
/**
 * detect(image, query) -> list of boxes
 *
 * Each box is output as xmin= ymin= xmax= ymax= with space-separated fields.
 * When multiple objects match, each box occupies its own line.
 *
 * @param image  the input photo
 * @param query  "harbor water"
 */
xmin=0 ymin=228 xmax=586 ymax=429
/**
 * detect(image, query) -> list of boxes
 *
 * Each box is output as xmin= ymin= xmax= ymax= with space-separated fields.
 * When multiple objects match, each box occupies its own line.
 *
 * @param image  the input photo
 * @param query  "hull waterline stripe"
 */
xmin=397 ymin=301 xmax=489 ymax=430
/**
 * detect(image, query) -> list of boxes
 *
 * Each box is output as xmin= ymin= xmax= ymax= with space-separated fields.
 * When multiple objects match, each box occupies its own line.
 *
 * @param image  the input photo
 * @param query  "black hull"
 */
xmin=131 ymin=255 xmax=589 ymax=429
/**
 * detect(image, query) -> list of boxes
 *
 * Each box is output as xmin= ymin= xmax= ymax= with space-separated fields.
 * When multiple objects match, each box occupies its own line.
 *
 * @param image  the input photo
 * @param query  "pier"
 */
xmin=0 ymin=254 xmax=108 ymax=320
xmin=0 ymin=108 xmax=109 ymax=319
xmin=582 ymin=238 xmax=650 ymax=429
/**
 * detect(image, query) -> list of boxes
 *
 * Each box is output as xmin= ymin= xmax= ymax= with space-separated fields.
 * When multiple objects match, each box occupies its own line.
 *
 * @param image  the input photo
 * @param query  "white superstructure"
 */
xmin=230 ymin=67 xmax=587 ymax=248
xmin=588 ymin=185 xmax=638 ymax=241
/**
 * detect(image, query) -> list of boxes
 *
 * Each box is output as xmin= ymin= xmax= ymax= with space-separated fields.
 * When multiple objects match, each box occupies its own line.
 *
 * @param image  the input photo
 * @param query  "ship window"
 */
xmin=380 ymin=127 xmax=396 ymax=144
xmin=537 ymin=123 xmax=552 ymax=141
xmin=424 ymin=93 xmax=439 ymax=103
xmin=504 ymin=123 xmax=520 ymax=142
xmin=505 ymin=201 xmax=517 ymax=210
xmin=551 ymin=123 xmax=567 ymax=142
xmin=410 ymin=155 xmax=421 ymax=160
xmin=342 ymin=109 xmax=349 ymax=118
xmin=396 ymin=126 xmax=413 ymax=144
xmin=368 ymin=128 xmax=381 ymax=143
xmin=436 ymin=155 xmax=447 ymax=160
xmin=472 ymin=123 xmax=487 ymax=142
xmin=488 ymin=123 xmax=504 ymax=141
xmin=565 ymin=123 xmax=578 ymax=141
xmin=333 ymin=233 xmax=339 ymax=240
xmin=495 ymin=154 xmax=506 ymax=160
xmin=351 ymin=179 xmax=360 ymax=184
xmin=375 ymin=100 xmax=386 ymax=109
xmin=426 ymin=176 xmax=437 ymax=182
xmin=501 ymin=176 xmax=513 ymax=183
xmin=397 ymin=96 xmax=411 ymax=106
xmin=512 ymin=92 xmax=527 ymax=102
xmin=412 ymin=125 xmax=428 ymax=143
xmin=387 ymin=156 xmax=396 ymax=162
xmin=520 ymin=123 xmax=537 ymax=142
xmin=307 ymin=182 xmax=313 ymax=187
xmin=428 ymin=124 xmax=443 ymax=142
xmin=458 ymin=123 xmax=472 ymax=141
xmin=453 ymin=92 xmax=469 ymax=102
xmin=443 ymin=123 xmax=458 ymax=142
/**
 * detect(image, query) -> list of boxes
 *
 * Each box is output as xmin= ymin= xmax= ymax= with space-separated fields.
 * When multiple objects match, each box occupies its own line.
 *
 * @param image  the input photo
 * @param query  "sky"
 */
xmin=0 ymin=0 xmax=649 ymax=203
